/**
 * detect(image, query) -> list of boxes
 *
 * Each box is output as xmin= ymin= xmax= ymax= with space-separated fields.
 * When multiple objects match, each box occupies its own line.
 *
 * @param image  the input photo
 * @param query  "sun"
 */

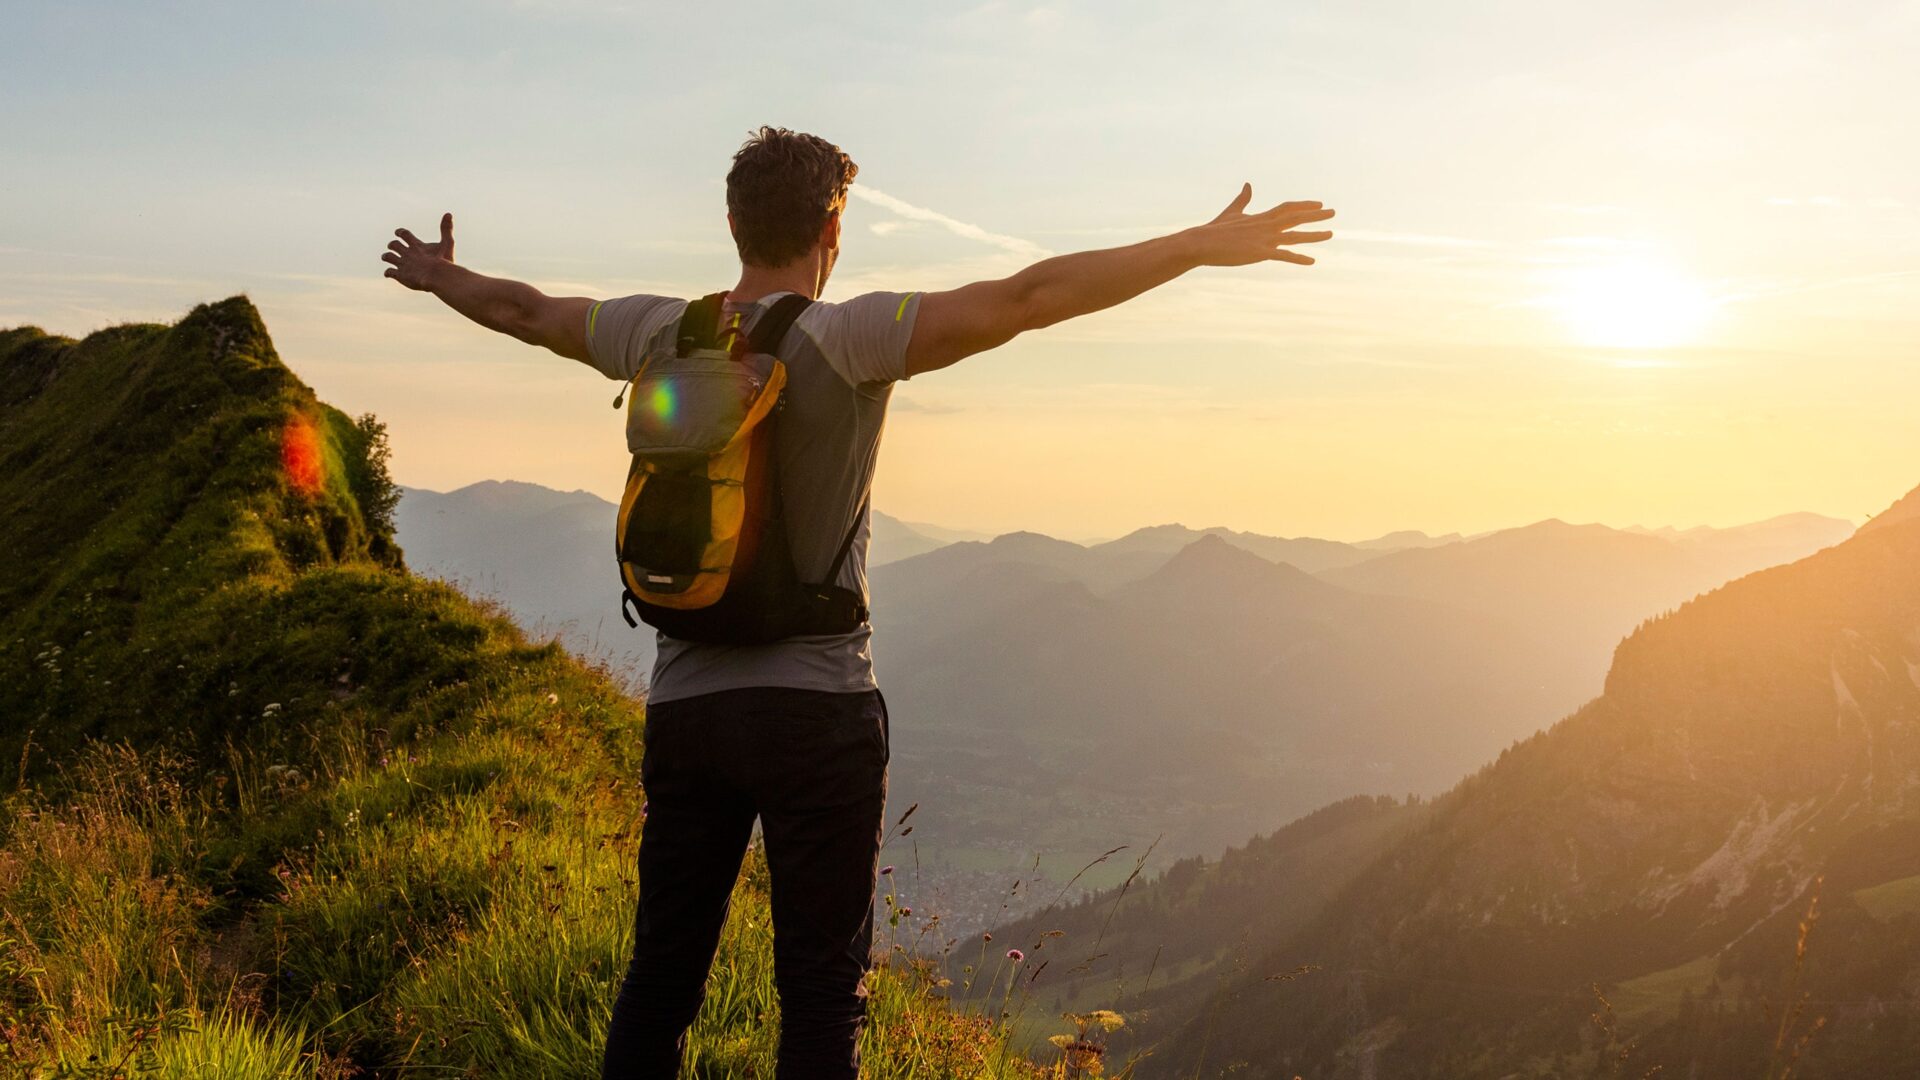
xmin=1549 ymin=258 xmax=1717 ymax=349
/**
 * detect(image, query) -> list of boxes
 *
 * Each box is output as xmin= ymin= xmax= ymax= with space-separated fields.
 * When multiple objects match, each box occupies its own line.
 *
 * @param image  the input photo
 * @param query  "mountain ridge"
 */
xmin=1858 ymin=481 xmax=1920 ymax=535
xmin=1132 ymin=494 xmax=1920 ymax=1077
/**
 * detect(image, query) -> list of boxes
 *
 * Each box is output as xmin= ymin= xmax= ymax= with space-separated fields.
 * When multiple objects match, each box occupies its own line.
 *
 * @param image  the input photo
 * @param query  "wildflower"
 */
xmin=880 ymin=865 xmax=894 ymax=876
xmin=1007 ymin=948 xmax=1024 ymax=962
xmin=900 ymin=906 xmax=912 ymax=917
xmin=983 ymin=932 xmax=992 ymax=941
xmin=546 ymin=693 xmax=559 ymax=705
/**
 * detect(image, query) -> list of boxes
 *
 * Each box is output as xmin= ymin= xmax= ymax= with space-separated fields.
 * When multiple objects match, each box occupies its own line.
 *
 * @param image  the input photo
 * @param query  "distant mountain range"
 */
xmin=395 ymin=482 xmax=955 ymax=670
xmin=393 ymin=481 xmax=1854 ymax=924
xmin=1002 ymin=483 xmax=1920 ymax=1077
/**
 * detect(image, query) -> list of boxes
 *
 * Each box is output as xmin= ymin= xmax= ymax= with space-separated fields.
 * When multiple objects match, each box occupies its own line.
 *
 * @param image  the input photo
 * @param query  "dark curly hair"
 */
xmin=725 ymin=126 xmax=858 ymax=268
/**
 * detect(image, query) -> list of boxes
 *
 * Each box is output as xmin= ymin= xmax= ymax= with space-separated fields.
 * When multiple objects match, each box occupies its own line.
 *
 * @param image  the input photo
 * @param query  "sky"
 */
xmin=5 ymin=0 xmax=1917 ymax=541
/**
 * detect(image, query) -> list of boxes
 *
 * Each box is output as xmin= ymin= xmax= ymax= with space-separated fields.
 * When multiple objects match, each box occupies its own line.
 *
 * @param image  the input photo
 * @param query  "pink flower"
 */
xmin=1006 ymin=948 xmax=1025 ymax=962
xmin=880 ymin=865 xmax=895 ymax=876
xmin=900 ymin=906 xmax=913 ymax=916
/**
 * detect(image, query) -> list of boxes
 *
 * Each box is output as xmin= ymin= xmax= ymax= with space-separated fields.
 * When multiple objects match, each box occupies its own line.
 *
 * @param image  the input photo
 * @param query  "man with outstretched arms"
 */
xmin=381 ymin=125 xmax=1333 ymax=1079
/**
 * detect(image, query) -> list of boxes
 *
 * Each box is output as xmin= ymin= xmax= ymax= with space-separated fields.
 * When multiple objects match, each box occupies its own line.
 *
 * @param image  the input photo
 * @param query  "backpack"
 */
xmin=614 ymin=292 xmax=869 ymax=644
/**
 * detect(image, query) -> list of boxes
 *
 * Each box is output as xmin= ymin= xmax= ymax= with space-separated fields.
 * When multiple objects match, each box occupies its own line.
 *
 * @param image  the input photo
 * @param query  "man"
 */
xmin=381 ymin=125 xmax=1332 ymax=1078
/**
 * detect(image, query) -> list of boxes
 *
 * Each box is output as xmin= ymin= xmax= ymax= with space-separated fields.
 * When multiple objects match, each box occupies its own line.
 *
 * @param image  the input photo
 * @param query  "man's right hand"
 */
xmin=383 ymin=213 xmax=458 ymax=291
xmin=1183 ymin=184 xmax=1335 ymax=267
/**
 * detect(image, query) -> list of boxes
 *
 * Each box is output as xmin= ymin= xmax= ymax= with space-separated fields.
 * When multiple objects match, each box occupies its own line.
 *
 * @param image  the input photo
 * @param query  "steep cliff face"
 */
xmin=1152 ymin=496 xmax=1920 ymax=1078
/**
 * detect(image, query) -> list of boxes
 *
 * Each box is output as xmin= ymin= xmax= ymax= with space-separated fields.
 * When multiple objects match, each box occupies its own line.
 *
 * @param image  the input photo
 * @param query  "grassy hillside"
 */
xmin=0 ymin=300 xmax=1050 ymax=1077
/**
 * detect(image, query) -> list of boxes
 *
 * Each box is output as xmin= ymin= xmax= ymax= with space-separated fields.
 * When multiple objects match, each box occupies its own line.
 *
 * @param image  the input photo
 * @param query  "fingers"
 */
xmin=439 ymin=212 xmax=454 ymax=244
xmin=1269 ymin=250 xmax=1316 ymax=266
xmin=1276 ymin=230 xmax=1334 ymax=245
xmin=382 ymin=251 xmax=402 ymax=267
xmin=1269 ymin=206 xmax=1335 ymax=227
xmin=384 ymin=267 xmax=399 ymax=279
xmin=1211 ymin=183 xmax=1254 ymax=223
xmin=387 ymin=240 xmax=408 ymax=255
xmin=395 ymin=227 xmax=422 ymax=249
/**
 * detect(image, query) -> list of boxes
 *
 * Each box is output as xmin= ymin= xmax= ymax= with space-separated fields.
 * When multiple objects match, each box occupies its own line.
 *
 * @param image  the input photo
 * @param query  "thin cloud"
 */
xmin=850 ymin=186 xmax=1054 ymax=259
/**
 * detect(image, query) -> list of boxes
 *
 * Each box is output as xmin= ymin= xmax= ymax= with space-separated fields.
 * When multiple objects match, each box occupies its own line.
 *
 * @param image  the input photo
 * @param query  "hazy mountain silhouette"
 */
xmin=392 ymin=480 xmax=1856 ymax=926
xmin=1319 ymin=514 xmax=1853 ymax=696
xmin=1091 ymin=523 xmax=1383 ymax=574
xmin=397 ymin=481 xmax=628 ymax=651
xmin=394 ymin=483 xmax=953 ymax=673
xmin=1045 ymin=484 xmax=1920 ymax=1078
xmin=871 ymin=532 xmax=1590 ymax=873
xmin=1353 ymin=528 xmax=1466 ymax=551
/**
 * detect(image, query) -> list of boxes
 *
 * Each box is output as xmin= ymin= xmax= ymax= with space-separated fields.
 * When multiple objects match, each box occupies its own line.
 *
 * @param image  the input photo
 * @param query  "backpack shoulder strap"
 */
xmin=747 ymin=294 xmax=814 ymax=357
xmin=675 ymin=292 xmax=728 ymax=356
xmin=820 ymin=494 xmax=871 ymax=590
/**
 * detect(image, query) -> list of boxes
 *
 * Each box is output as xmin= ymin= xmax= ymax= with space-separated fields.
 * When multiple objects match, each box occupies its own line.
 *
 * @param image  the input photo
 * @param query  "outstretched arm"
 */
xmin=381 ymin=213 xmax=594 ymax=362
xmin=903 ymin=185 xmax=1333 ymax=376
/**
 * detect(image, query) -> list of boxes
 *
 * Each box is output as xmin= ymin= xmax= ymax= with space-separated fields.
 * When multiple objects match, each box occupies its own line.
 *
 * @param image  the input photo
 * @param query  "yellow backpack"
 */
xmin=614 ymin=292 xmax=867 ymax=643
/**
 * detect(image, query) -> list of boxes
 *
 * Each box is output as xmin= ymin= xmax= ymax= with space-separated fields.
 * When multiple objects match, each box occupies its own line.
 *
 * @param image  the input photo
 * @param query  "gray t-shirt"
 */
xmin=583 ymin=289 xmax=921 ymax=704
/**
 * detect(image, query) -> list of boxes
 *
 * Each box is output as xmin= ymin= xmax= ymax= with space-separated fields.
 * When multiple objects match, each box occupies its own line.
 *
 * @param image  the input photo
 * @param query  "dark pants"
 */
xmin=602 ymin=686 xmax=889 ymax=1079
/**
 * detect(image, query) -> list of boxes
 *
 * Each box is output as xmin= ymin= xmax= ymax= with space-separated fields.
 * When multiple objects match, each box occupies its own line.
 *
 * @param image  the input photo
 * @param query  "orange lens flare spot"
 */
xmin=282 ymin=415 xmax=325 ymax=496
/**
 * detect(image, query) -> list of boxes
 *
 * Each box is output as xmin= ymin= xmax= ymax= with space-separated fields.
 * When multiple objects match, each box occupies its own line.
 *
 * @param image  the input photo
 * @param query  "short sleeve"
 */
xmin=799 ymin=291 xmax=922 ymax=386
xmin=583 ymin=294 xmax=685 ymax=381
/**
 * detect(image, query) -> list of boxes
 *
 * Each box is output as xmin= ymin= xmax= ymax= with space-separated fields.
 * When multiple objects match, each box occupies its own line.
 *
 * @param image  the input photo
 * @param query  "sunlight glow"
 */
xmin=1550 ymin=259 xmax=1717 ymax=349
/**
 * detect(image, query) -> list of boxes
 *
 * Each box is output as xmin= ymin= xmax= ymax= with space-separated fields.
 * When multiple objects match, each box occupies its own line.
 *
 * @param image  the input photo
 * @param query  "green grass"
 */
xmin=1852 ymin=874 xmax=1920 ymax=922
xmin=0 ymin=300 xmax=1088 ymax=1078
xmin=1607 ymin=954 xmax=1723 ymax=1026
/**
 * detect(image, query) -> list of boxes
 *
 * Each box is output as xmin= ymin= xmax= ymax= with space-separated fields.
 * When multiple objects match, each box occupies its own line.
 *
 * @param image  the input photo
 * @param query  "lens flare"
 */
xmin=282 ymin=414 xmax=324 ymax=496
xmin=648 ymin=383 xmax=677 ymax=422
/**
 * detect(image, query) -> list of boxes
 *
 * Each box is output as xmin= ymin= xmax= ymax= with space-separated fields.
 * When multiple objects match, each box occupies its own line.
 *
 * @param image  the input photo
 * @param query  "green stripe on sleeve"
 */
xmin=894 ymin=293 xmax=915 ymax=322
xmin=587 ymin=300 xmax=603 ymax=340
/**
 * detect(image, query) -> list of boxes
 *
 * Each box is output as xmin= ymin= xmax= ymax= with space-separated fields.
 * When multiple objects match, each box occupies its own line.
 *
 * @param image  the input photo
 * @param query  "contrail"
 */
xmin=849 ymin=186 xmax=1054 ymax=259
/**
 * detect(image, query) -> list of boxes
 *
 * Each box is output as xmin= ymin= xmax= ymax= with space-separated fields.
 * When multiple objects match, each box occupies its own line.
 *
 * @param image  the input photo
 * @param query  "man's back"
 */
xmin=583 ymin=289 xmax=921 ymax=704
